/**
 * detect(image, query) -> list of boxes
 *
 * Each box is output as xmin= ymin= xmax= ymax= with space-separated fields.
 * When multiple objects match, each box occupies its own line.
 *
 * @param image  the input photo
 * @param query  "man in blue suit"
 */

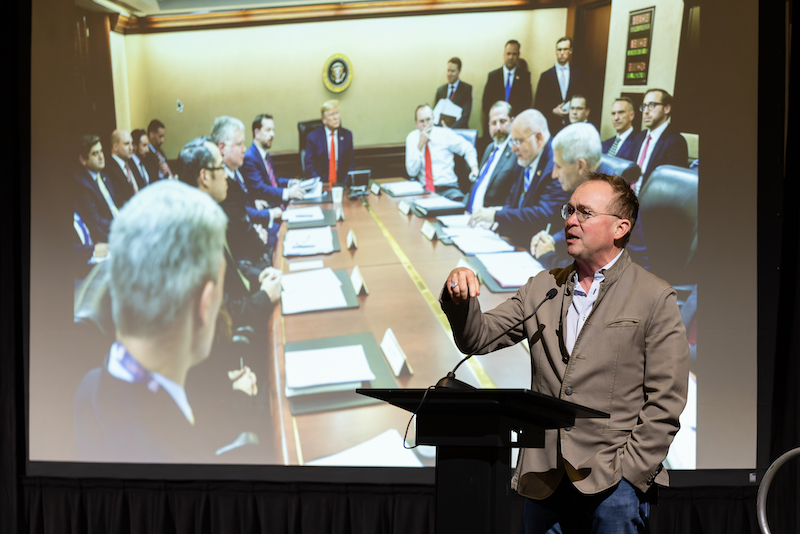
xmin=241 ymin=113 xmax=304 ymax=209
xmin=433 ymin=57 xmax=473 ymax=129
xmin=630 ymin=89 xmax=689 ymax=194
xmin=304 ymin=100 xmax=355 ymax=184
xmin=469 ymin=109 xmax=569 ymax=247
xmin=602 ymin=97 xmax=638 ymax=161
xmin=74 ymin=135 xmax=120 ymax=243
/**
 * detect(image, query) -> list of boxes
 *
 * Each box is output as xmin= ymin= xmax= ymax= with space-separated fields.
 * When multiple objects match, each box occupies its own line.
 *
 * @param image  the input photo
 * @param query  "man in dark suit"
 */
xmin=481 ymin=40 xmax=533 ymax=135
xmin=630 ymin=88 xmax=689 ymax=193
xmin=73 ymin=180 xmax=243 ymax=463
xmin=602 ymin=97 xmax=638 ymax=160
xmin=130 ymin=128 xmax=152 ymax=186
xmin=533 ymin=37 xmax=584 ymax=135
xmin=434 ymin=57 xmax=473 ymax=129
xmin=143 ymin=119 xmax=174 ymax=181
xmin=469 ymin=109 xmax=569 ymax=247
xmin=304 ymin=100 xmax=355 ymax=183
xmin=211 ymin=116 xmax=279 ymax=257
xmin=240 ymin=113 xmax=305 ymax=209
xmin=74 ymin=135 xmax=120 ymax=243
xmin=105 ymin=129 xmax=145 ymax=206
xmin=465 ymin=101 xmax=520 ymax=212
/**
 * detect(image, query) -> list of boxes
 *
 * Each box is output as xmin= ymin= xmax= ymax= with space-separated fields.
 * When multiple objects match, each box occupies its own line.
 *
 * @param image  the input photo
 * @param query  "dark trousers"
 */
xmin=524 ymin=477 xmax=649 ymax=534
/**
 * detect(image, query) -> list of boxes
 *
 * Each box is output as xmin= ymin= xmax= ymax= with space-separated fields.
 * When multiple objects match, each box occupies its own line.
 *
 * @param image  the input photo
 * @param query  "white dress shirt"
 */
xmin=405 ymin=126 xmax=478 ymax=187
xmin=633 ymin=118 xmax=671 ymax=194
xmin=556 ymin=63 xmax=571 ymax=101
xmin=471 ymin=138 xmax=510 ymax=210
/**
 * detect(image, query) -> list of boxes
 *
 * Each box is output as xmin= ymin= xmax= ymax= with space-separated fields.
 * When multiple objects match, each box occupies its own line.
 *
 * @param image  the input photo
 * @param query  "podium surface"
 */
xmin=357 ymin=388 xmax=608 ymax=534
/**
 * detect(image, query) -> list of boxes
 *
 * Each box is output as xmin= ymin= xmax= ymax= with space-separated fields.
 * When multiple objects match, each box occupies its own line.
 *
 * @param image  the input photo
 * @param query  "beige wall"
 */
xmin=600 ymin=0 xmax=684 ymax=140
xmin=109 ymin=31 xmax=131 ymax=131
xmin=111 ymin=9 xmax=567 ymax=158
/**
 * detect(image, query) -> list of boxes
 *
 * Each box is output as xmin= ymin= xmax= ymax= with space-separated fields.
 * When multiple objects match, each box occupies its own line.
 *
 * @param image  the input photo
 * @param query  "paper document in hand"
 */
xmin=305 ymin=429 xmax=424 ymax=468
xmin=304 ymin=182 xmax=324 ymax=199
xmin=284 ymin=344 xmax=376 ymax=389
xmin=432 ymin=98 xmax=463 ymax=123
xmin=475 ymin=251 xmax=544 ymax=287
xmin=299 ymin=177 xmax=321 ymax=190
xmin=283 ymin=227 xmax=334 ymax=256
xmin=381 ymin=181 xmax=426 ymax=196
xmin=436 ymin=213 xmax=471 ymax=227
xmin=283 ymin=206 xmax=324 ymax=222
xmin=281 ymin=267 xmax=346 ymax=314
xmin=413 ymin=195 xmax=465 ymax=210
xmin=451 ymin=234 xmax=515 ymax=255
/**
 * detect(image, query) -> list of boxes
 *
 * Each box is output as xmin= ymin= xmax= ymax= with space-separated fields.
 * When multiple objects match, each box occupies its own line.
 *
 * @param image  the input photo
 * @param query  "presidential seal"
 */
xmin=322 ymin=54 xmax=352 ymax=93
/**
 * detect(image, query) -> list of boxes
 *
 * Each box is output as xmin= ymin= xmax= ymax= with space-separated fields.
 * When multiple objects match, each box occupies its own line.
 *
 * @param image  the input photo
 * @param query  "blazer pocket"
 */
xmin=606 ymin=318 xmax=639 ymax=328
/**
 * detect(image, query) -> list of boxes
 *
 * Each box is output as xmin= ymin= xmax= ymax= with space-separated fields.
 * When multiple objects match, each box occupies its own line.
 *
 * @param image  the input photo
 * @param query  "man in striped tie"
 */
xmin=601 ymin=97 xmax=637 ymax=161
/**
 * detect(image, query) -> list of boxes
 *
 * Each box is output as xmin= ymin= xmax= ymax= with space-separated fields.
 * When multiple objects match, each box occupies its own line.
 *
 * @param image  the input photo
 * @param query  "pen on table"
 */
xmin=545 ymin=223 xmax=551 ymax=234
xmin=240 ymin=357 xmax=243 ymax=370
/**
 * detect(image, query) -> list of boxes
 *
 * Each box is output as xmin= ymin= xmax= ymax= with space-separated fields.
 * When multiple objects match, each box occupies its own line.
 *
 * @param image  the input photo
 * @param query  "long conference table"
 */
xmin=264 ymin=179 xmax=535 ymax=466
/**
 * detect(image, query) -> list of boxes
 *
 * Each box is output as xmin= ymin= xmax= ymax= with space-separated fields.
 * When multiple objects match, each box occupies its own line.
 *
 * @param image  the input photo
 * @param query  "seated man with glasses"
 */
xmin=630 ymin=88 xmax=689 ymax=194
xmin=441 ymin=172 xmax=688 ymax=534
xmin=469 ymin=109 xmax=569 ymax=247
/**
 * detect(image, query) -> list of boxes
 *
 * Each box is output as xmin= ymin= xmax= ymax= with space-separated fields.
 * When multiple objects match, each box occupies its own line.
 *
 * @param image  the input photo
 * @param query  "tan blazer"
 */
xmin=441 ymin=249 xmax=689 ymax=498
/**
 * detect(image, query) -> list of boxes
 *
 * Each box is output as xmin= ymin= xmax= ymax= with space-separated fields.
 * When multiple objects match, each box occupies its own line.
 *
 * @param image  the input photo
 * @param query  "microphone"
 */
xmin=436 ymin=288 xmax=559 ymax=389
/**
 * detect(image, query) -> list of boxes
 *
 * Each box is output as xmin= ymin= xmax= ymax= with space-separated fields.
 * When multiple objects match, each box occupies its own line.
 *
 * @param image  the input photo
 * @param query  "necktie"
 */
xmin=265 ymin=154 xmax=285 ymax=210
xmin=329 ymin=131 xmax=337 ymax=185
xmin=424 ymin=143 xmax=434 ymax=192
xmin=519 ymin=168 xmax=532 ymax=209
xmin=637 ymin=133 xmax=652 ymax=169
xmin=468 ymin=146 xmax=499 ymax=212
xmin=94 ymin=173 xmax=119 ymax=217
xmin=448 ymin=85 xmax=455 ymax=100
xmin=558 ymin=67 xmax=567 ymax=101
xmin=139 ymin=162 xmax=149 ymax=184
xmin=235 ymin=170 xmax=248 ymax=194
xmin=125 ymin=163 xmax=139 ymax=193
xmin=608 ymin=136 xmax=621 ymax=157
xmin=505 ymin=71 xmax=512 ymax=102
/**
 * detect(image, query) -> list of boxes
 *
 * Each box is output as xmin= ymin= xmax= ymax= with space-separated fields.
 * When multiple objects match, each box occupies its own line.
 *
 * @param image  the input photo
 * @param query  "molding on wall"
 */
xmin=111 ymin=0 xmax=567 ymax=34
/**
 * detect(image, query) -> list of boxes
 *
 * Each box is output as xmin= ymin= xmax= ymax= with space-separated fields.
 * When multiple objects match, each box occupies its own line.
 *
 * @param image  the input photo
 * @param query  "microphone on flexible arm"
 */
xmin=435 ymin=288 xmax=559 ymax=389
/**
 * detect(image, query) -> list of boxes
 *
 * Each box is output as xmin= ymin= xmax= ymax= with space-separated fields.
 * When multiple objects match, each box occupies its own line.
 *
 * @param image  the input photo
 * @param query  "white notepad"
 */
xmin=283 ymin=227 xmax=334 ymax=256
xmin=284 ymin=344 xmax=375 ymax=389
xmin=281 ymin=267 xmax=346 ymax=314
xmin=475 ymin=251 xmax=544 ymax=287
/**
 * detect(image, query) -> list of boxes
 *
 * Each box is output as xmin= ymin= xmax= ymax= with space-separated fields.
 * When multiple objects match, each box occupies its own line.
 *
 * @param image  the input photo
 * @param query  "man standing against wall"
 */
xmin=434 ymin=57 xmax=473 ymax=129
xmin=534 ymin=37 xmax=583 ymax=135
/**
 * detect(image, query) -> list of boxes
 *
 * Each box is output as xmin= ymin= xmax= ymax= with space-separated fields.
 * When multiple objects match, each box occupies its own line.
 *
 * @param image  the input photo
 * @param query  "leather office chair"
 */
xmin=600 ymin=153 xmax=641 ymax=186
xmin=638 ymin=165 xmax=698 ymax=288
xmin=452 ymin=128 xmax=479 ymax=195
xmin=297 ymin=119 xmax=324 ymax=176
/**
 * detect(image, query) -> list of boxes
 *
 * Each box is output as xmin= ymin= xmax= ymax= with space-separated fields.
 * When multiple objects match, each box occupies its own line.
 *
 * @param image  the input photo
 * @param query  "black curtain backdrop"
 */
xmin=2 ymin=1 xmax=797 ymax=533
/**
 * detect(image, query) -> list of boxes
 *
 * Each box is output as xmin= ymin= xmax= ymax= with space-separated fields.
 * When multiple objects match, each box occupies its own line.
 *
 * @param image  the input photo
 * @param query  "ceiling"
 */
xmin=78 ymin=0 xmax=388 ymax=17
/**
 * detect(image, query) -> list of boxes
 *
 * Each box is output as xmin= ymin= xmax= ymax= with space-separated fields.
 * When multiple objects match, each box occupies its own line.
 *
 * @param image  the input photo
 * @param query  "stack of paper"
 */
xmin=283 ymin=227 xmax=334 ymax=256
xmin=440 ymin=226 xmax=498 ymax=240
xmin=381 ymin=181 xmax=426 ymax=196
xmin=281 ymin=267 xmax=346 ymax=313
xmin=436 ymin=213 xmax=471 ymax=227
xmin=283 ymin=206 xmax=324 ymax=223
xmin=413 ymin=195 xmax=465 ymax=213
xmin=284 ymin=344 xmax=375 ymax=392
xmin=475 ymin=251 xmax=544 ymax=287
xmin=305 ymin=429 xmax=424 ymax=468
xmin=451 ymin=234 xmax=515 ymax=255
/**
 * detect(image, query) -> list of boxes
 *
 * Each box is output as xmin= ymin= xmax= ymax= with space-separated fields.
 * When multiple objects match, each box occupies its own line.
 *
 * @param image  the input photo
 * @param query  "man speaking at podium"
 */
xmin=440 ymin=173 xmax=689 ymax=533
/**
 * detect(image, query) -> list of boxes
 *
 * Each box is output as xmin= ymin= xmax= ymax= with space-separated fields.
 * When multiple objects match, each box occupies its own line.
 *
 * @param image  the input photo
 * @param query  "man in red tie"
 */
xmin=405 ymin=104 xmax=479 ymax=200
xmin=630 ymin=88 xmax=689 ymax=194
xmin=106 ymin=129 xmax=146 ymax=205
xmin=303 ymin=100 xmax=355 ymax=183
xmin=241 ymin=113 xmax=305 ymax=211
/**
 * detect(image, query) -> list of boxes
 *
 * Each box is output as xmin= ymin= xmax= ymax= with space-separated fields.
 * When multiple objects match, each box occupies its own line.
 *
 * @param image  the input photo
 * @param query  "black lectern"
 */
xmin=357 ymin=388 xmax=608 ymax=534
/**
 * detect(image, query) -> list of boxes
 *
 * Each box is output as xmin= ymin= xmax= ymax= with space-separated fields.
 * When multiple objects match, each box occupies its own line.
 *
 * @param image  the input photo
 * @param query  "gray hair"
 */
xmin=108 ymin=180 xmax=228 ymax=337
xmin=178 ymin=137 xmax=216 ymax=187
xmin=489 ymin=100 xmax=513 ymax=117
xmin=551 ymin=123 xmax=602 ymax=170
xmin=513 ymin=109 xmax=550 ymax=143
xmin=210 ymin=116 xmax=245 ymax=146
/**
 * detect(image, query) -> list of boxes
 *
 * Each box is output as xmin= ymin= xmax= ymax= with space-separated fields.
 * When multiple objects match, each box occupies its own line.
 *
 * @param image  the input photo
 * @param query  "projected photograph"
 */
xmin=30 ymin=0 xmax=714 ymax=472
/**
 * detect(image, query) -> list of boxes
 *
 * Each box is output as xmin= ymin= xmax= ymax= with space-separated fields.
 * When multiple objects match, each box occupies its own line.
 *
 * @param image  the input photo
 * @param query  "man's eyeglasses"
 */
xmin=510 ymin=134 xmax=533 ymax=148
xmin=561 ymin=204 xmax=621 ymax=223
xmin=639 ymin=102 xmax=665 ymax=112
